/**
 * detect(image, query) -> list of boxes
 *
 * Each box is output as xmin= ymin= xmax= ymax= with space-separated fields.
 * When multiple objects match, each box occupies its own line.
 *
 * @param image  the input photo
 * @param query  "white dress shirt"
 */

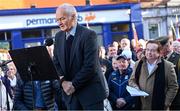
xmin=147 ymin=60 xmax=157 ymax=75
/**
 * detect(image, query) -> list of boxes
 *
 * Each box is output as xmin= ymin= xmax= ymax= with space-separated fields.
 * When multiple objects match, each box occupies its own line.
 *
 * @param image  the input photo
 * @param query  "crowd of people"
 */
xmin=0 ymin=3 xmax=180 ymax=111
xmin=99 ymin=37 xmax=180 ymax=110
xmin=1 ymin=36 xmax=180 ymax=111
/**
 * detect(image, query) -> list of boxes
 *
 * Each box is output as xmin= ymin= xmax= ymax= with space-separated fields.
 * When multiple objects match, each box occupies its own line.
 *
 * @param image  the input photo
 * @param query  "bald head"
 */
xmin=56 ymin=3 xmax=77 ymax=32
xmin=56 ymin=3 xmax=77 ymax=18
xmin=120 ymin=38 xmax=130 ymax=50
xmin=172 ymin=40 xmax=180 ymax=54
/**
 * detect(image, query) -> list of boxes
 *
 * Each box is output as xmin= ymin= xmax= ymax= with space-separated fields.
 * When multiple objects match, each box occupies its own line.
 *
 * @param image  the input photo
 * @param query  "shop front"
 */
xmin=0 ymin=3 xmax=143 ymax=49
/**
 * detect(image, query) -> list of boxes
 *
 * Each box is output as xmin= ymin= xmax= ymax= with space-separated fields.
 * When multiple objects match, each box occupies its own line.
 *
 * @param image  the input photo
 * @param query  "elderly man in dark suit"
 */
xmin=53 ymin=3 xmax=106 ymax=110
xmin=156 ymin=36 xmax=180 ymax=110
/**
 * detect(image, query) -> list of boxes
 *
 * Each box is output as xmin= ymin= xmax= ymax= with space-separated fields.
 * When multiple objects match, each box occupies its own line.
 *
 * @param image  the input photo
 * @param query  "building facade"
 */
xmin=0 ymin=3 xmax=143 ymax=49
xmin=142 ymin=5 xmax=180 ymax=40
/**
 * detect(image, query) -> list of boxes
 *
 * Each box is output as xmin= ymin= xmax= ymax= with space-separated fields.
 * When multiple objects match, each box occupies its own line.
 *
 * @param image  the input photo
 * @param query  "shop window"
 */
xmin=24 ymin=42 xmax=41 ymax=48
xmin=51 ymin=28 xmax=59 ymax=37
xmin=112 ymin=34 xmax=128 ymax=42
xmin=0 ymin=31 xmax=11 ymax=40
xmin=0 ymin=41 xmax=11 ymax=50
xmin=111 ymin=23 xmax=129 ymax=32
xmin=22 ymin=29 xmax=42 ymax=38
xmin=149 ymin=24 xmax=159 ymax=39
xmin=97 ymin=35 xmax=103 ymax=46
xmin=0 ymin=31 xmax=12 ymax=50
xmin=89 ymin=26 xmax=102 ymax=34
xmin=44 ymin=29 xmax=53 ymax=38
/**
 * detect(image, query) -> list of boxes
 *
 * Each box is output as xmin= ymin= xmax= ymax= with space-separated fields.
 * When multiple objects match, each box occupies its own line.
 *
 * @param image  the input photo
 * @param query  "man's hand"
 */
xmin=62 ymin=81 xmax=75 ymax=95
xmin=116 ymin=98 xmax=126 ymax=108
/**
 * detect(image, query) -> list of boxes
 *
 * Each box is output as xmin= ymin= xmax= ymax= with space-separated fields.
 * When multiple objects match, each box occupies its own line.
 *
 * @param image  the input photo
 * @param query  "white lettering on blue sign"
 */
xmin=26 ymin=15 xmax=83 ymax=26
xmin=77 ymin=15 xmax=83 ymax=22
xmin=26 ymin=18 xmax=56 ymax=26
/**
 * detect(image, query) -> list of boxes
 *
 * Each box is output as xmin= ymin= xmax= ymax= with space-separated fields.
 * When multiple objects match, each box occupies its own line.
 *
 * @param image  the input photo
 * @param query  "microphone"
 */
xmin=44 ymin=38 xmax=54 ymax=46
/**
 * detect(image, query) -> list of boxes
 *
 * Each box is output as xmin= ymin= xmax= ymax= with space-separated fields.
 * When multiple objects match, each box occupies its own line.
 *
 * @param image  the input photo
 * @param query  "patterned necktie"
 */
xmin=65 ymin=35 xmax=74 ymax=74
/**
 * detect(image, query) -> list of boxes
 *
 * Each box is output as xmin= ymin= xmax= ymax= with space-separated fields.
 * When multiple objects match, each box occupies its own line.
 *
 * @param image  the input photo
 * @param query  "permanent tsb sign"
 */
xmin=0 ymin=9 xmax=130 ymax=30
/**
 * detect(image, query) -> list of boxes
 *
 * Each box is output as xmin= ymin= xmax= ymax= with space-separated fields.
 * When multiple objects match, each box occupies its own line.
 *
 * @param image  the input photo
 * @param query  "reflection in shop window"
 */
xmin=89 ymin=26 xmax=102 ymax=34
xmin=24 ymin=42 xmax=41 ymax=48
xmin=111 ymin=23 xmax=129 ymax=32
xmin=97 ymin=35 xmax=103 ymax=46
xmin=51 ymin=28 xmax=59 ymax=37
xmin=112 ymin=34 xmax=128 ymax=42
xmin=44 ymin=29 xmax=52 ymax=38
xmin=149 ymin=24 xmax=159 ymax=39
xmin=0 ymin=41 xmax=11 ymax=60
xmin=0 ymin=41 xmax=10 ymax=50
xmin=0 ymin=31 xmax=11 ymax=40
xmin=0 ymin=31 xmax=12 ymax=50
xmin=22 ymin=29 xmax=42 ymax=38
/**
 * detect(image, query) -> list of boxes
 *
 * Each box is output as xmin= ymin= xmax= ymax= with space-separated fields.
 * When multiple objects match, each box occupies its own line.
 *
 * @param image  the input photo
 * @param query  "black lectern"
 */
xmin=9 ymin=46 xmax=59 ymax=110
xmin=8 ymin=46 xmax=59 ymax=81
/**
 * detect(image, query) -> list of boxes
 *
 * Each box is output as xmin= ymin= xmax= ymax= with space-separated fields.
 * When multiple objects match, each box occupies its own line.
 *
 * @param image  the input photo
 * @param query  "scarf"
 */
xmin=135 ymin=59 xmax=165 ymax=110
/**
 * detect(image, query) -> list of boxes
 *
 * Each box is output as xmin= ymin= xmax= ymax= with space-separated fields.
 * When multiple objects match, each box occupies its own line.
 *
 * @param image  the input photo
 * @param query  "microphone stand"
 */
xmin=27 ymin=63 xmax=36 ymax=110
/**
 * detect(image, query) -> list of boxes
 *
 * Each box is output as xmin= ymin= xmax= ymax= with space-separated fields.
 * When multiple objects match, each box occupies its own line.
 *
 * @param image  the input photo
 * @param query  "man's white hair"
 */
xmin=121 ymin=38 xmax=131 ymax=49
xmin=57 ymin=3 xmax=77 ymax=18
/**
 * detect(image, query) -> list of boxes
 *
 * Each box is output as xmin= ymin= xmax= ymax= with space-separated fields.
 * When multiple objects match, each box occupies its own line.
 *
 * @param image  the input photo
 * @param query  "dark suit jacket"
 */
xmin=167 ymin=51 xmax=180 ymax=109
xmin=167 ymin=52 xmax=180 ymax=85
xmin=53 ymin=24 xmax=106 ymax=106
